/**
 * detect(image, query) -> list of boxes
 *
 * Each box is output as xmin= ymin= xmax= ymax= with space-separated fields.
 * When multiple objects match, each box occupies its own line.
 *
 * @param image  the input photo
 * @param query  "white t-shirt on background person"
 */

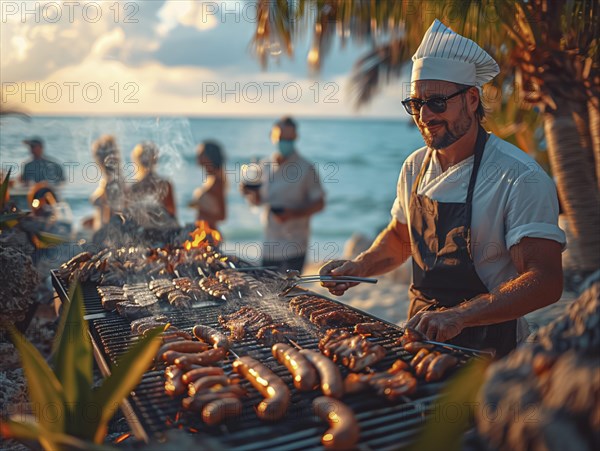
xmin=257 ymin=152 xmax=325 ymax=261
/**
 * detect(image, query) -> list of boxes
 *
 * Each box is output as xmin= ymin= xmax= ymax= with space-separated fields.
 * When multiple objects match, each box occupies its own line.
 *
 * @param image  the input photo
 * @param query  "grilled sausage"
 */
xmin=188 ymin=375 xmax=229 ymax=396
xmin=388 ymin=359 xmax=411 ymax=374
xmin=343 ymin=373 xmax=370 ymax=394
xmin=183 ymin=393 xmax=233 ymax=412
xmin=425 ymin=354 xmax=459 ymax=382
xmin=202 ymin=398 xmax=243 ymax=425
xmin=414 ymin=352 xmax=440 ymax=378
xmin=193 ymin=324 xmax=230 ymax=350
xmin=182 ymin=386 xmax=246 ymax=412
xmin=232 ymin=356 xmax=290 ymax=421
xmin=173 ymin=347 xmax=227 ymax=369
xmin=157 ymin=341 xmax=210 ymax=361
xmin=161 ymin=330 xmax=193 ymax=342
xmin=182 ymin=367 xmax=225 ymax=384
xmin=403 ymin=341 xmax=435 ymax=354
xmin=380 ymin=371 xmax=418 ymax=400
xmin=313 ymin=396 xmax=360 ymax=450
xmin=410 ymin=348 xmax=431 ymax=367
xmin=164 ymin=365 xmax=186 ymax=396
xmin=272 ymin=343 xmax=318 ymax=391
xmin=399 ymin=327 xmax=428 ymax=346
xmin=299 ymin=349 xmax=344 ymax=399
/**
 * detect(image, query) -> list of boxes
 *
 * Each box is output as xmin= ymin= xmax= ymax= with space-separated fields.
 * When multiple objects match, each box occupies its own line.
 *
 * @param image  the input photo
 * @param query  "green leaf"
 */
xmin=52 ymin=283 xmax=93 ymax=438
xmin=35 ymin=231 xmax=68 ymax=246
xmin=1 ymin=417 xmax=115 ymax=451
xmin=409 ymin=358 xmax=490 ymax=451
xmin=7 ymin=325 xmax=65 ymax=434
xmin=1 ymin=415 xmax=41 ymax=443
xmin=0 ymin=168 xmax=11 ymax=210
xmin=91 ymin=327 xmax=163 ymax=443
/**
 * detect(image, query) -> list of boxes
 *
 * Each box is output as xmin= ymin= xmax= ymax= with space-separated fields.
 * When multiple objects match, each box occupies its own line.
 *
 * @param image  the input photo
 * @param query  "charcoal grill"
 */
xmin=51 ymin=268 xmax=473 ymax=450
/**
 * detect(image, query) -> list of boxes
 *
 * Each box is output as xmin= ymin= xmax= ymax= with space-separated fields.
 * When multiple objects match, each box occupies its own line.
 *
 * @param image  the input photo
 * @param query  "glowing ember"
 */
xmin=114 ymin=433 xmax=131 ymax=443
xmin=183 ymin=221 xmax=222 ymax=251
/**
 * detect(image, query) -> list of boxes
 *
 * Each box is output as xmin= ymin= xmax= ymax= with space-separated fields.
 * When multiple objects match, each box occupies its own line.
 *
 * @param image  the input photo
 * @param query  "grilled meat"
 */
xmin=115 ymin=302 xmax=154 ymax=320
xmin=256 ymin=323 xmax=297 ymax=346
xmin=299 ymin=349 xmax=344 ymax=398
xmin=319 ymin=329 xmax=386 ymax=372
xmin=344 ymin=362 xmax=418 ymax=400
xmin=398 ymin=327 xmax=428 ymax=347
xmin=199 ymin=276 xmax=230 ymax=300
xmin=97 ymin=285 xmax=127 ymax=311
xmin=425 ymin=354 xmax=459 ymax=382
xmin=178 ymin=368 xmax=246 ymax=425
xmin=272 ymin=343 xmax=318 ymax=391
xmin=233 ymin=356 xmax=290 ymax=421
xmin=130 ymin=314 xmax=171 ymax=335
xmin=215 ymin=269 xmax=266 ymax=295
xmin=193 ymin=324 xmax=230 ymax=350
xmin=313 ymin=396 xmax=360 ymax=450
xmin=218 ymin=307 xmax=296 ymax=345
xmin=167 ymin=290 xmax=192 ymax=309
xmin=289 ymin=295 xmax=365 ymax=328
xmin=354 ymin=322 xmax=388 ymax=336
xmin=173 ymin=277 xmax=204 ymax=300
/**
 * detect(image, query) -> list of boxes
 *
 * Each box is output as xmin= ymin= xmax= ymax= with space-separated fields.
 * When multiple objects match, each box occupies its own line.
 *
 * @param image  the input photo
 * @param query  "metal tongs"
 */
xmin=421 ymin=340 xmax=495 ymax=359
xmin=399 ymin=328 xmax=496 ymax=359
xmin=279 ymin=269 xmax=378 ymax=296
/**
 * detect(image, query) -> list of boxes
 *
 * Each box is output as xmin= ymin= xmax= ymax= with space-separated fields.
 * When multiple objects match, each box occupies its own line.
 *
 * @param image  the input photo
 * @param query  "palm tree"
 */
xmin=251 ymin=0 xmax=600 ymax=273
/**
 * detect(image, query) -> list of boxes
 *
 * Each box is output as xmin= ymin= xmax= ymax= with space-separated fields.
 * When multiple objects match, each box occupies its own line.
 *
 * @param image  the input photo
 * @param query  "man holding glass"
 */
xmin=241 ymin=116 xmax=325 ymax=273
xmin=320 ymin=20 xmax=565 ymax=357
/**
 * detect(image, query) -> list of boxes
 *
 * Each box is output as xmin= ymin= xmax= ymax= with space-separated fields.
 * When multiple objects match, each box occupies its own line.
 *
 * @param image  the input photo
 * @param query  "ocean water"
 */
xmin=0 ymin=116 xmax=424 ymax=263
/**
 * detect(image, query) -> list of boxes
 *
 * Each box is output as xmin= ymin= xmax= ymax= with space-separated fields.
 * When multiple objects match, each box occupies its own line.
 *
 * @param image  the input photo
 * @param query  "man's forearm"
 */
xmin=354 ymin=220 xmax=411 ymax=277
xmin=457 ymin=269 xmax=563 ymax=327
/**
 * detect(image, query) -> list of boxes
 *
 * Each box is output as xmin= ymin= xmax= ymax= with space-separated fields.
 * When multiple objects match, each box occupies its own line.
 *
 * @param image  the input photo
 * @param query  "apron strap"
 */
xmin=411 ymin=148 xmax=433 ymax=197
xmin=465 ymin=126 xmax=488 ymax=229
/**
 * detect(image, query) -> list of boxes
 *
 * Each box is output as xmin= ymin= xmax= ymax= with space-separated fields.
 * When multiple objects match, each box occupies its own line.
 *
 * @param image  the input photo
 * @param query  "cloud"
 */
xmin=1 ymin=1 xmax=406 ymax=118
xmin=156 ymin=0 xmax=218 ymax=37
xmin=90 ymin=27 xmax=126 ymax=58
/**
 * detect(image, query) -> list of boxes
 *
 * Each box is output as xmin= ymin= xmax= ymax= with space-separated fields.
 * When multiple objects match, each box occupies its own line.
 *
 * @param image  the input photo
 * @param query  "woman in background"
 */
xmin=129 ymin=141 xmax=178 ymax=229
xmin=89 ymin=135 xmax=126 ymax=231
xmin=189 ymin=140 xmax=226 ymax=230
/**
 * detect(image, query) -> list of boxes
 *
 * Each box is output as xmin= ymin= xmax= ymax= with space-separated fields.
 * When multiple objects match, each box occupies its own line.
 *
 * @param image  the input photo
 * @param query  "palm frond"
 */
xmin=349 ymin=39 xmax=411 ymax=108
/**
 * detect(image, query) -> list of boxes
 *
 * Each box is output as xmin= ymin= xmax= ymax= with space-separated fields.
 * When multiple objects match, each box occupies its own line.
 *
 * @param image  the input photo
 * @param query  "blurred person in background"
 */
xmin=241 ymin=116 xmax=325 ymax=273
xmin=20 ymin=137 xmax=65 ymax=186
xmin=88 ymin=135 xmax=126 ymax=232
xmin=129 ymin=141 xmax=178 ymax=230
xmin=20 ymin=182 xmax=73 ymax=303
xmin=189 ymin=140 xmax=226 ymax=230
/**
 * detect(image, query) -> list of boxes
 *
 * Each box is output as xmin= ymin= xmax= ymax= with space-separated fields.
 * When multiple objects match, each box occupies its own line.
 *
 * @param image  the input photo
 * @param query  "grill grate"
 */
xmin=51 ymin=270 xmax=468 ymax=450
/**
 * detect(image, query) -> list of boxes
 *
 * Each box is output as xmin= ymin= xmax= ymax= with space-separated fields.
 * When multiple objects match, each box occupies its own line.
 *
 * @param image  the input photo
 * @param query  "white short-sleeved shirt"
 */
xmin=258 ymin=152 xmax=325 ymax=260
xmin=391 ymin=133 xmax=566 ymax=291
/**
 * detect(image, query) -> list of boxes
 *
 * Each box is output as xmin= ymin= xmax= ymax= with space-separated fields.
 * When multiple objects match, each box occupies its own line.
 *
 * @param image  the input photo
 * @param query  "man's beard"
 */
xmin=419 ymin=114 xmax=473 ymax=150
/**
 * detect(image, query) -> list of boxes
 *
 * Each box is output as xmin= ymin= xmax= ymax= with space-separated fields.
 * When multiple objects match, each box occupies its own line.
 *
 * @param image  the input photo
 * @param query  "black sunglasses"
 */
xmin=401 ymin=86 xmax=471 ymax=115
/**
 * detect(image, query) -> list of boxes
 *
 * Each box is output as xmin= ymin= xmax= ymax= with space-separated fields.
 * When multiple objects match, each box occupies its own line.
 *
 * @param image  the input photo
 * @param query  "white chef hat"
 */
xmin=411 ymin=19 xmax=499 ymax=87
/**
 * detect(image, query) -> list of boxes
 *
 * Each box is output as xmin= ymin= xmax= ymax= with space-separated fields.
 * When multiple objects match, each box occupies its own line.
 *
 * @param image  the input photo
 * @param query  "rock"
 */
xmin=476 ymin=283 xmax=600 ymax=450
xmin=0 ymin=246 xmax=39 ymax=326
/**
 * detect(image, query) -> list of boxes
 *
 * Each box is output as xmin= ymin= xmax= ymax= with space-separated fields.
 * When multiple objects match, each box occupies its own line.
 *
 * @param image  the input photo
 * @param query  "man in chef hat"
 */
xmin=320 ymin=20 xmax=565 ymax=357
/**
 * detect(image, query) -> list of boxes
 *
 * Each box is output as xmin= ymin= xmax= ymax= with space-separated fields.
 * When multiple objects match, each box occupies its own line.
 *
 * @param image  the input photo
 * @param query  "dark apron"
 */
xmin=408 ymin=126 xmax=516 ymax=358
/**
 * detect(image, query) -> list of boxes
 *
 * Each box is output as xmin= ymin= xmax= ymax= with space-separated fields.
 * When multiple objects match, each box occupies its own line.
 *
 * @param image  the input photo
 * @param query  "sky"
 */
xmin=1 ymin=0 xmax=410 ymax=118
